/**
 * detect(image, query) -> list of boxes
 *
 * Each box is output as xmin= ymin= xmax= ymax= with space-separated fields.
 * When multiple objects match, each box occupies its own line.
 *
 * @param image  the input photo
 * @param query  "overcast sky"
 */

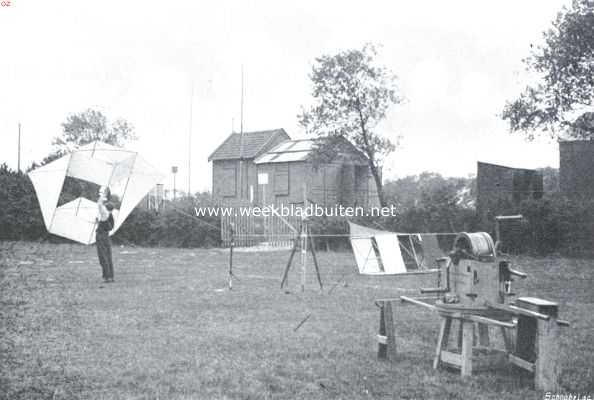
xmin=0 ymin=0 xmax=571 ymax=193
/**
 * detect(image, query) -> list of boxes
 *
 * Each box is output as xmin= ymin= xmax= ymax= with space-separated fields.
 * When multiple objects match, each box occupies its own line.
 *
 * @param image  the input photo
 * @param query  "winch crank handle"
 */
xmin=508 ymin=267 xmax=527 ymax=279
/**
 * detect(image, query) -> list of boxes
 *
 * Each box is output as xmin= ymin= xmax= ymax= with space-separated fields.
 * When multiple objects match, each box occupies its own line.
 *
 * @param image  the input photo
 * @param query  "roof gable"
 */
xmin=208 ymin=129 xmax=290 ymax=161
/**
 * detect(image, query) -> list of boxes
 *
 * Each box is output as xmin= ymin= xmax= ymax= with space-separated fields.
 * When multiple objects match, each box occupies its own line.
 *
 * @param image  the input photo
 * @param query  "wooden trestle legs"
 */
xmin=378 ymin=296 xmax=569 ymax=390
xmin=432 ymin=313 xmax=512 ymax=377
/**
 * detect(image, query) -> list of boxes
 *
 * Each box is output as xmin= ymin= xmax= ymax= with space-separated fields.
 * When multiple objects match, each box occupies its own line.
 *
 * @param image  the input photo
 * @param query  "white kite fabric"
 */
xmin=28 ymin=141 xmax=165 ymax=245
xmin=348 ymin=222 xmax=408 ymax=275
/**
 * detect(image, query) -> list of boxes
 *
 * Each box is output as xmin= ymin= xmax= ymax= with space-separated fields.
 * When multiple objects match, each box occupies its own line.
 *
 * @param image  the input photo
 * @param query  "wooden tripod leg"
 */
xmin=281 ymin=240 xmax=298 ymax=289
xmin=281 ymin=227 xmax=302 ymax=289
xmin=308 ymin=235 xmax=323 ymax=290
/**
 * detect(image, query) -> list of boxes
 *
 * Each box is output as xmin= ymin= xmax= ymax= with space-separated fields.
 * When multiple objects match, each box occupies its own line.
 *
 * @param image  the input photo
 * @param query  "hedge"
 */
xmin=1 ymin=164 xmax=592 ymax=256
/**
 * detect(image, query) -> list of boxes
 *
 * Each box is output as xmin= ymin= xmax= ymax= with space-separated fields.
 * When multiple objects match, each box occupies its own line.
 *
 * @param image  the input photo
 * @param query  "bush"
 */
xmin=113 ymin=197 xmax=221 ymax=248
xmin=518 ymin=195 xmax=594 ymax=256
xmin=0 ymin=164 xmax=46 ymax=241
xmin=0 ymin=164 xmax=220 ymax=248
xmin=1 ymin=163 xmax=592 ymax=256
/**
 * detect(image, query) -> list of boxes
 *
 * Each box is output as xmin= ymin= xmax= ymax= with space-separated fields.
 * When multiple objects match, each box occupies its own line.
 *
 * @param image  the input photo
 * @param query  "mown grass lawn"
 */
xmin=1 ymin=241 xmax=592 ymax=400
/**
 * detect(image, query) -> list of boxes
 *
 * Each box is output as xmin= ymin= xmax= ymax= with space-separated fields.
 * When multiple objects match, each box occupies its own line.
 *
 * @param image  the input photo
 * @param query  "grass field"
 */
xmin=1 ymin=241 xmax=592 ymax=400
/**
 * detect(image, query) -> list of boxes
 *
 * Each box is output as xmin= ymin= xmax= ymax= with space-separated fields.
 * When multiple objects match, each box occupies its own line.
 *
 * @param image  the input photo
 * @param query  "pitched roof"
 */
xmin=208 ymin=129 xmax=290 ymax=161
xmin=254 ymin=137 xmax=368 ymax=165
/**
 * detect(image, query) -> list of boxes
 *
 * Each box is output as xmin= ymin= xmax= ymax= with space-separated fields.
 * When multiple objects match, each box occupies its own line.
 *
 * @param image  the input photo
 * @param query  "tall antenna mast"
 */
xmin=240 ymin=65 xmax=244 ymax=135
xmin=17 ymin=122 xmax=21 ymax=173
xmin=238 ymin=65 xmax=245 ymax=199
xmin=188 ymin=80 xmax=194 ymax=197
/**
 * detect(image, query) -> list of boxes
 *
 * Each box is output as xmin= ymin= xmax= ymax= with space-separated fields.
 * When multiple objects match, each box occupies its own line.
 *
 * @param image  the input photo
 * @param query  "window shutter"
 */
xmin=274 ymin=163 xmax=289 ymax=195
xmin=221 ymin=166 xmax=237 ymax=196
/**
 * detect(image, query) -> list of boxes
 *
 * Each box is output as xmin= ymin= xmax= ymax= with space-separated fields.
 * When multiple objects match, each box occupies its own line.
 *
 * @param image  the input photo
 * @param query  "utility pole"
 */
xmin=188 ymin=81 xmax=194 ymax=197
xmin=238 ymin=65 xmax=245 ymax=199
xmin=172 ymin=166 xmax=178 ymax=200
xmin=17 ymin=122 xmax=21 ymax=173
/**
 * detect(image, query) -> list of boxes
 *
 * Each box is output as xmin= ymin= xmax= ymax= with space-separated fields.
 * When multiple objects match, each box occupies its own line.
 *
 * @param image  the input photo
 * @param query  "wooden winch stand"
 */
xmin=432 ymin=307 xmax=514 ymax=377
xmin=376 ymin=296 xmax=569 ymax=391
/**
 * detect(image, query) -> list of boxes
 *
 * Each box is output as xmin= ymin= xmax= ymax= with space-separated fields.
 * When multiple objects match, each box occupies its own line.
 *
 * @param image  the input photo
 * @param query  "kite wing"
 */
xmin=28 ymin=141 xmax=164 ymax=245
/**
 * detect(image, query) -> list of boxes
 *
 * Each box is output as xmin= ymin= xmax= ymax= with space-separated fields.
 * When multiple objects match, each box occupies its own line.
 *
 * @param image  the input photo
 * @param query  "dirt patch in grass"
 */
xmin=0 ymin=242 xmax=592 ymax=399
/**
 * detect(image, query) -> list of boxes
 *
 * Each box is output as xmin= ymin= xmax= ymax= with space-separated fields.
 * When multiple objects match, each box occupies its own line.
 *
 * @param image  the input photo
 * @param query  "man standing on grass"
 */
xmin=96 ymin=186 xmax=115 ymax=283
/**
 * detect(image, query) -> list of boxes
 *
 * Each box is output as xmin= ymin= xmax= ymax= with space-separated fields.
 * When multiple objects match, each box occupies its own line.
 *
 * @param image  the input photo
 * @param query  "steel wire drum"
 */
xmin=452 ymin=232 xmax=495 ymax=261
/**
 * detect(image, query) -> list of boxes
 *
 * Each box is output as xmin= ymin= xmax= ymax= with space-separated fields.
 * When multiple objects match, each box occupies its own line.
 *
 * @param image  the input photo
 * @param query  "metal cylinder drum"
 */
xmin=453 ymin=232 xmax=495 ymax=259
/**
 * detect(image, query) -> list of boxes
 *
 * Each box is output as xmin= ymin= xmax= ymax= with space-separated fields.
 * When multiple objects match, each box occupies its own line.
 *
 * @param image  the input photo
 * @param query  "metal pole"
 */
xmin=301 ymin=182 xmax=307 ymax=292
xmin=238 ymin=66 xmax=245 ymax=199
xmin=172 ymin=166 xmax=178 ymax=200
xmin=229 ymin=225 xmax=234 ymax=290
xmin=188 ymin=81 xmax=194 ymax=197
xmin=17 ymin=122 xmax=21 ymax=173
xmin=240 ymin=65 xmax=244 ymax=135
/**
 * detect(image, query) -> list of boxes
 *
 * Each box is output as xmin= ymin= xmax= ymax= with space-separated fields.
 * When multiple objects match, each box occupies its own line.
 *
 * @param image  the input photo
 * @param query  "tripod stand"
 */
xmin=280 ymin=220 xmax=323 ymax=291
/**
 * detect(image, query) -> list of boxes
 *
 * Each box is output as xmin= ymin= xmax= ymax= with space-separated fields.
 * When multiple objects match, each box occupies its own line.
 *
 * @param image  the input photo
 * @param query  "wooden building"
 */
xmin=208 ymin=129 xmax=290 ymax=202
xmin=209 ymin=129 xmax=379 ymax=208
xmin=209 ymin=129 xmax=380 ymax=246
xmin=559 ymin=140 xmax=594 ymax=199
xmin=476 ymin=161 xmax=543 ymax=223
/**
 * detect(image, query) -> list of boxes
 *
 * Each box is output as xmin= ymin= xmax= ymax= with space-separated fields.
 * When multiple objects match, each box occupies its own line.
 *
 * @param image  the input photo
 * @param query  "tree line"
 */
xmin=2 ymin=161 xmax=593 ymax=256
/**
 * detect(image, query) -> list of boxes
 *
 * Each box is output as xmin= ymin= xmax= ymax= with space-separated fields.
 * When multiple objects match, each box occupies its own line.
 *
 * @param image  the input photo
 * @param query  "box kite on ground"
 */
xmin=348 ymin=222 xmax=408 ymax=274
xmin=28 ymin=141 xmax=164 ymax=245
xmin=348 ymin=222 xmax=448 ymax=275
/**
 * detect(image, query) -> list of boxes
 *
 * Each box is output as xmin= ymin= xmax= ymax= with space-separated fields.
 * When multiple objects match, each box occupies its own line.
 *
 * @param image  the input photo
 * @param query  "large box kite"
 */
xmin=28 ymin=141 xmax=164 ymax=245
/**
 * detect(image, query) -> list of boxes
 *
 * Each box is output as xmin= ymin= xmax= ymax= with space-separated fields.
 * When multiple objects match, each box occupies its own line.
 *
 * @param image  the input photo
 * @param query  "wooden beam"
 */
xmin=508 ymin=354 xmax=535 ymax=373
xmin=440 ymin=350 xmax=462 ymax=367
xmin=400 ymin=296 xmax=437 ymax=311
xmin=377 ymin=334 xmax=387 ymax=345
xmin=377 ymin=301 xmax=397 ymax=361
xmin=500 ymin=326 xmax=513 ymax=353
xmin=384 ymin=301 xmax=397 ymax=360
xmin=495 ymin=214 xmax=523 ymax=220
xmin=486 ymin=302 xmax=551 ymax=321
xmin=434 ymin=316 xmax=452 ymax=369
xmin=461 ymin=321 xmax=474 ymax=376
xmin=374 ymin=297 xmax=401 ymax=304
xmin=478 ymin=323 xmax=490 ymax=347
xmin=466 ymin=314 xmax=516 ymax=329
xmin=535 ymin=318 xmax=561 ymax=391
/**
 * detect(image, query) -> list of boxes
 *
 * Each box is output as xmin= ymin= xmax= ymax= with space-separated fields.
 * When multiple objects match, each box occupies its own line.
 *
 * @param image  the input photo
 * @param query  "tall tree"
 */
xmin=55 ymin=108 xmax=136 ymax=150
xmin=42 ymin=108 xmax=137 ymax=164
xmin=299 ymin=44 xmax=402 ymax=207
xmin=502 ymin=0 xmax=594 ymax=139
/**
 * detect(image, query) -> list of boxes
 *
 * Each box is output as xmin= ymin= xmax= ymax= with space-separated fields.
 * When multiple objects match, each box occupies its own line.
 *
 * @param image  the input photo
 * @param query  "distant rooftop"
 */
xmin=477 ymin=161 xmax=540 ymax=172
xmin=208 ymin=129 xmax=290 ymax=161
